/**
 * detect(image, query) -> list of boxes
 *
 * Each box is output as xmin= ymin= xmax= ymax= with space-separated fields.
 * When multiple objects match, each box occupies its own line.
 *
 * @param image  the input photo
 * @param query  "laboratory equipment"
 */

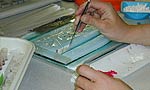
xmin=121 ymin=1 xmax=150 ymax=20
xmin=0 ymin=36 xmax=35 ymax=90
xmin=0 ymin=0 xmax=61 ymax=19
xmin=0 ymin=3 xmax=75 ymax=37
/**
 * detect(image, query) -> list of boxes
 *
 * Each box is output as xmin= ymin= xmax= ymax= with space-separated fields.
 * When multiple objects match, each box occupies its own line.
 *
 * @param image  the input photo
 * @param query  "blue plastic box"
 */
xmin=121 ymin=1 xmax=150 ymax=20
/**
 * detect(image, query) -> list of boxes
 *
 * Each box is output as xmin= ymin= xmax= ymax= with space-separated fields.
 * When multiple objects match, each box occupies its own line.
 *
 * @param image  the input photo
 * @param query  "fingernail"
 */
xmin=76 ymin=65 xmax=82 ymax=72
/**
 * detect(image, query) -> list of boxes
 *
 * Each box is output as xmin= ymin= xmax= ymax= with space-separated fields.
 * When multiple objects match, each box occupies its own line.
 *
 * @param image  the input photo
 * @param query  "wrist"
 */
xmin=113 ymin=24 xmax=131 ymax=43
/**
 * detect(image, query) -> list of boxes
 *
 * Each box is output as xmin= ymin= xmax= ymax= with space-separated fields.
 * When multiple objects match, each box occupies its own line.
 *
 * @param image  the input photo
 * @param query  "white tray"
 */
xmin=90 ymin=44 xmax=150 ymax=78
xmin=0 ymin=37 xmax=35 ymax=90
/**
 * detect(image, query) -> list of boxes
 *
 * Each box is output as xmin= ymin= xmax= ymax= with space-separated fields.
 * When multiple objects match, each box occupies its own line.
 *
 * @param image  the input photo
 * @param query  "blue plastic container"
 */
xmin=121 ymin=1 xmax=150 ymax=20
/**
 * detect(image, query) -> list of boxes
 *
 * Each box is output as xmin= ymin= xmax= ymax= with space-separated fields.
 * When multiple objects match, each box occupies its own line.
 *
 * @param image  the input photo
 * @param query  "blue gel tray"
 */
xmin=24 ymin=23 xmax=122 ymax=65
xmin=66 ymin=41 xmax=122 ymax=70
xmin=30 ymin=23 xmax=104 ymax=64
xmin=121 ymin=1 xmax=150 ymax=20
xmin=63 ymin=35 xmax=110 ymax=60
xmin=32 ymin=23 xmax=100 ymax=53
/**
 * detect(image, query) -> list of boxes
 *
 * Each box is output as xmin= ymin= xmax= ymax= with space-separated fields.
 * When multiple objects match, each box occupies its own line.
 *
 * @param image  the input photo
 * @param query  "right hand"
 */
xmin=75 ymin=0 xmax=130 ymax=41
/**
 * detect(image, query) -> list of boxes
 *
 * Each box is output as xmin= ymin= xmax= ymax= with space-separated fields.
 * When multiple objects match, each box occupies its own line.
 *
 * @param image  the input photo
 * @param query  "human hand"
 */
xmin=75 ymin=65 xmax=132 ymax=90
xmin=74 ymin=0 xmax=130 ymax=42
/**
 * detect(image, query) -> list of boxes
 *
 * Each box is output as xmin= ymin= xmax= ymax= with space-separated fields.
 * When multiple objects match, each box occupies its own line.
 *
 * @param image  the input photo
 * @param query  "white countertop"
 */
xmin=18 ymin=54 xmax=150 ymax=90
xmin=19 ymin=55 xmax=74 ymax=90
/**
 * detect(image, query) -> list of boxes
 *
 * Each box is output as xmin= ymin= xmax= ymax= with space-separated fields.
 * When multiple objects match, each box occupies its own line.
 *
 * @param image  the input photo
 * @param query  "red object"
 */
xmin=74 ymin=0 xmax=122 ymax=11
xmin=75 ymin=0 xmax=134 ymax=11
xmin=98 ymin=70 xmax=117 ymax=77
xmin=75 ymin=0 xmax=87 ymax=6
xmin=101 ymin=0 xmax=123 ymax=11
xmin=100 ymin=0 xmax=134 ymax=11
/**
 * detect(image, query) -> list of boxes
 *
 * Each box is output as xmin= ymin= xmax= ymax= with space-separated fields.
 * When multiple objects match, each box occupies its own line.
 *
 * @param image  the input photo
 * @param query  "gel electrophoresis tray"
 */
xmin=25 ymin=23 xmax=122 ymax=67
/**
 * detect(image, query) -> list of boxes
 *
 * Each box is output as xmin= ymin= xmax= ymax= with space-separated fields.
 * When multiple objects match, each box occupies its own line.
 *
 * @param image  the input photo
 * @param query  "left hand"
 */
xmin=75 ymin=65 xmax=132 ymax=90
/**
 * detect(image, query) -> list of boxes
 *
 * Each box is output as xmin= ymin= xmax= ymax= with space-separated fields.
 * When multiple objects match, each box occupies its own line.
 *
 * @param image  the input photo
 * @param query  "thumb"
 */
xmin=77 ymin=65 xmax=112 ymax=82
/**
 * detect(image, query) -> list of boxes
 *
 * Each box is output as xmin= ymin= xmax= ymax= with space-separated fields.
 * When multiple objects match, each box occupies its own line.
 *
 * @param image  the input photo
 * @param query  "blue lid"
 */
xmin=121 ymin=1 xmax=150 ymax=20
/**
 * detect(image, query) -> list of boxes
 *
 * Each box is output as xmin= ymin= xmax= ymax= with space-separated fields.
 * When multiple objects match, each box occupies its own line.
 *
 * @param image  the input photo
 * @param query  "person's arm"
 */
xmin=75 ymin=0 xmax=150 ymax=45
xmin=122 ymin=24 xmax=150 ymax=45
xmin=75 ymin=65 xmax=132 ymax=90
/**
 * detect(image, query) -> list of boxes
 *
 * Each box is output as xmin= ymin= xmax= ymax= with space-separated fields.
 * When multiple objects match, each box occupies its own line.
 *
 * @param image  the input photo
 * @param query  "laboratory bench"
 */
xmin=18 ymin=56 xmax=150 ymax=90
xmin=0 ymin=1 xmax=150 ymax=90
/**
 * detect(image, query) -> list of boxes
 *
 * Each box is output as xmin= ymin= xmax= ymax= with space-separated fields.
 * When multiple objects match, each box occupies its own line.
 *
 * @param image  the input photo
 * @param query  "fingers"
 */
xmin=80 ymin=14 xmax=104 ymax=29
xmin=74 ymin=0 xmax=110 ymax=32
xmin=74 ymin=0 xmax=118 ymax=34
xmin=74 ymin=15 xmax=86 ymax=32
xmin=90 ymin=0 xmax=111 ymax=10
xmin=75 ymin=12 xmax=102 ymax=32
xmin=76 ymin=65 xmax=112 ymax=82
xmin=76 ymin=65 xmax=114 ymax=90
xmin=76 ymin=0 xmax=110 ymax=16
xmin=75 ymin=1 xmax=89 ymax=16
xmin=75 ymin=65 xmax=133 ymax=90
xmin=75 ymin=86 xmax=83 ymax=90
xmin=76 ymin=65 xmax=100 ymax=82
xmin=74 ymin=1 xmax=101 ymax=33
xmin=75 ymin=76 xmax=93 ymax=90
xmin=78 ymin=23 xmax=86 ymax=32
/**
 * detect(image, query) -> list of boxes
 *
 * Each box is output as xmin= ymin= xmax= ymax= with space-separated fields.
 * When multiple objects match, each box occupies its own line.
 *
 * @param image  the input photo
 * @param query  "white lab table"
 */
xmin=18 ymin=55 xmax=150 ymax=90
xmin=18 ymin=55 xmax=74 ymax=90
xmin=16 ymin=1 xmax=150 ymax=90
xmin=124 ymin=63 xmax=150 ymax=90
